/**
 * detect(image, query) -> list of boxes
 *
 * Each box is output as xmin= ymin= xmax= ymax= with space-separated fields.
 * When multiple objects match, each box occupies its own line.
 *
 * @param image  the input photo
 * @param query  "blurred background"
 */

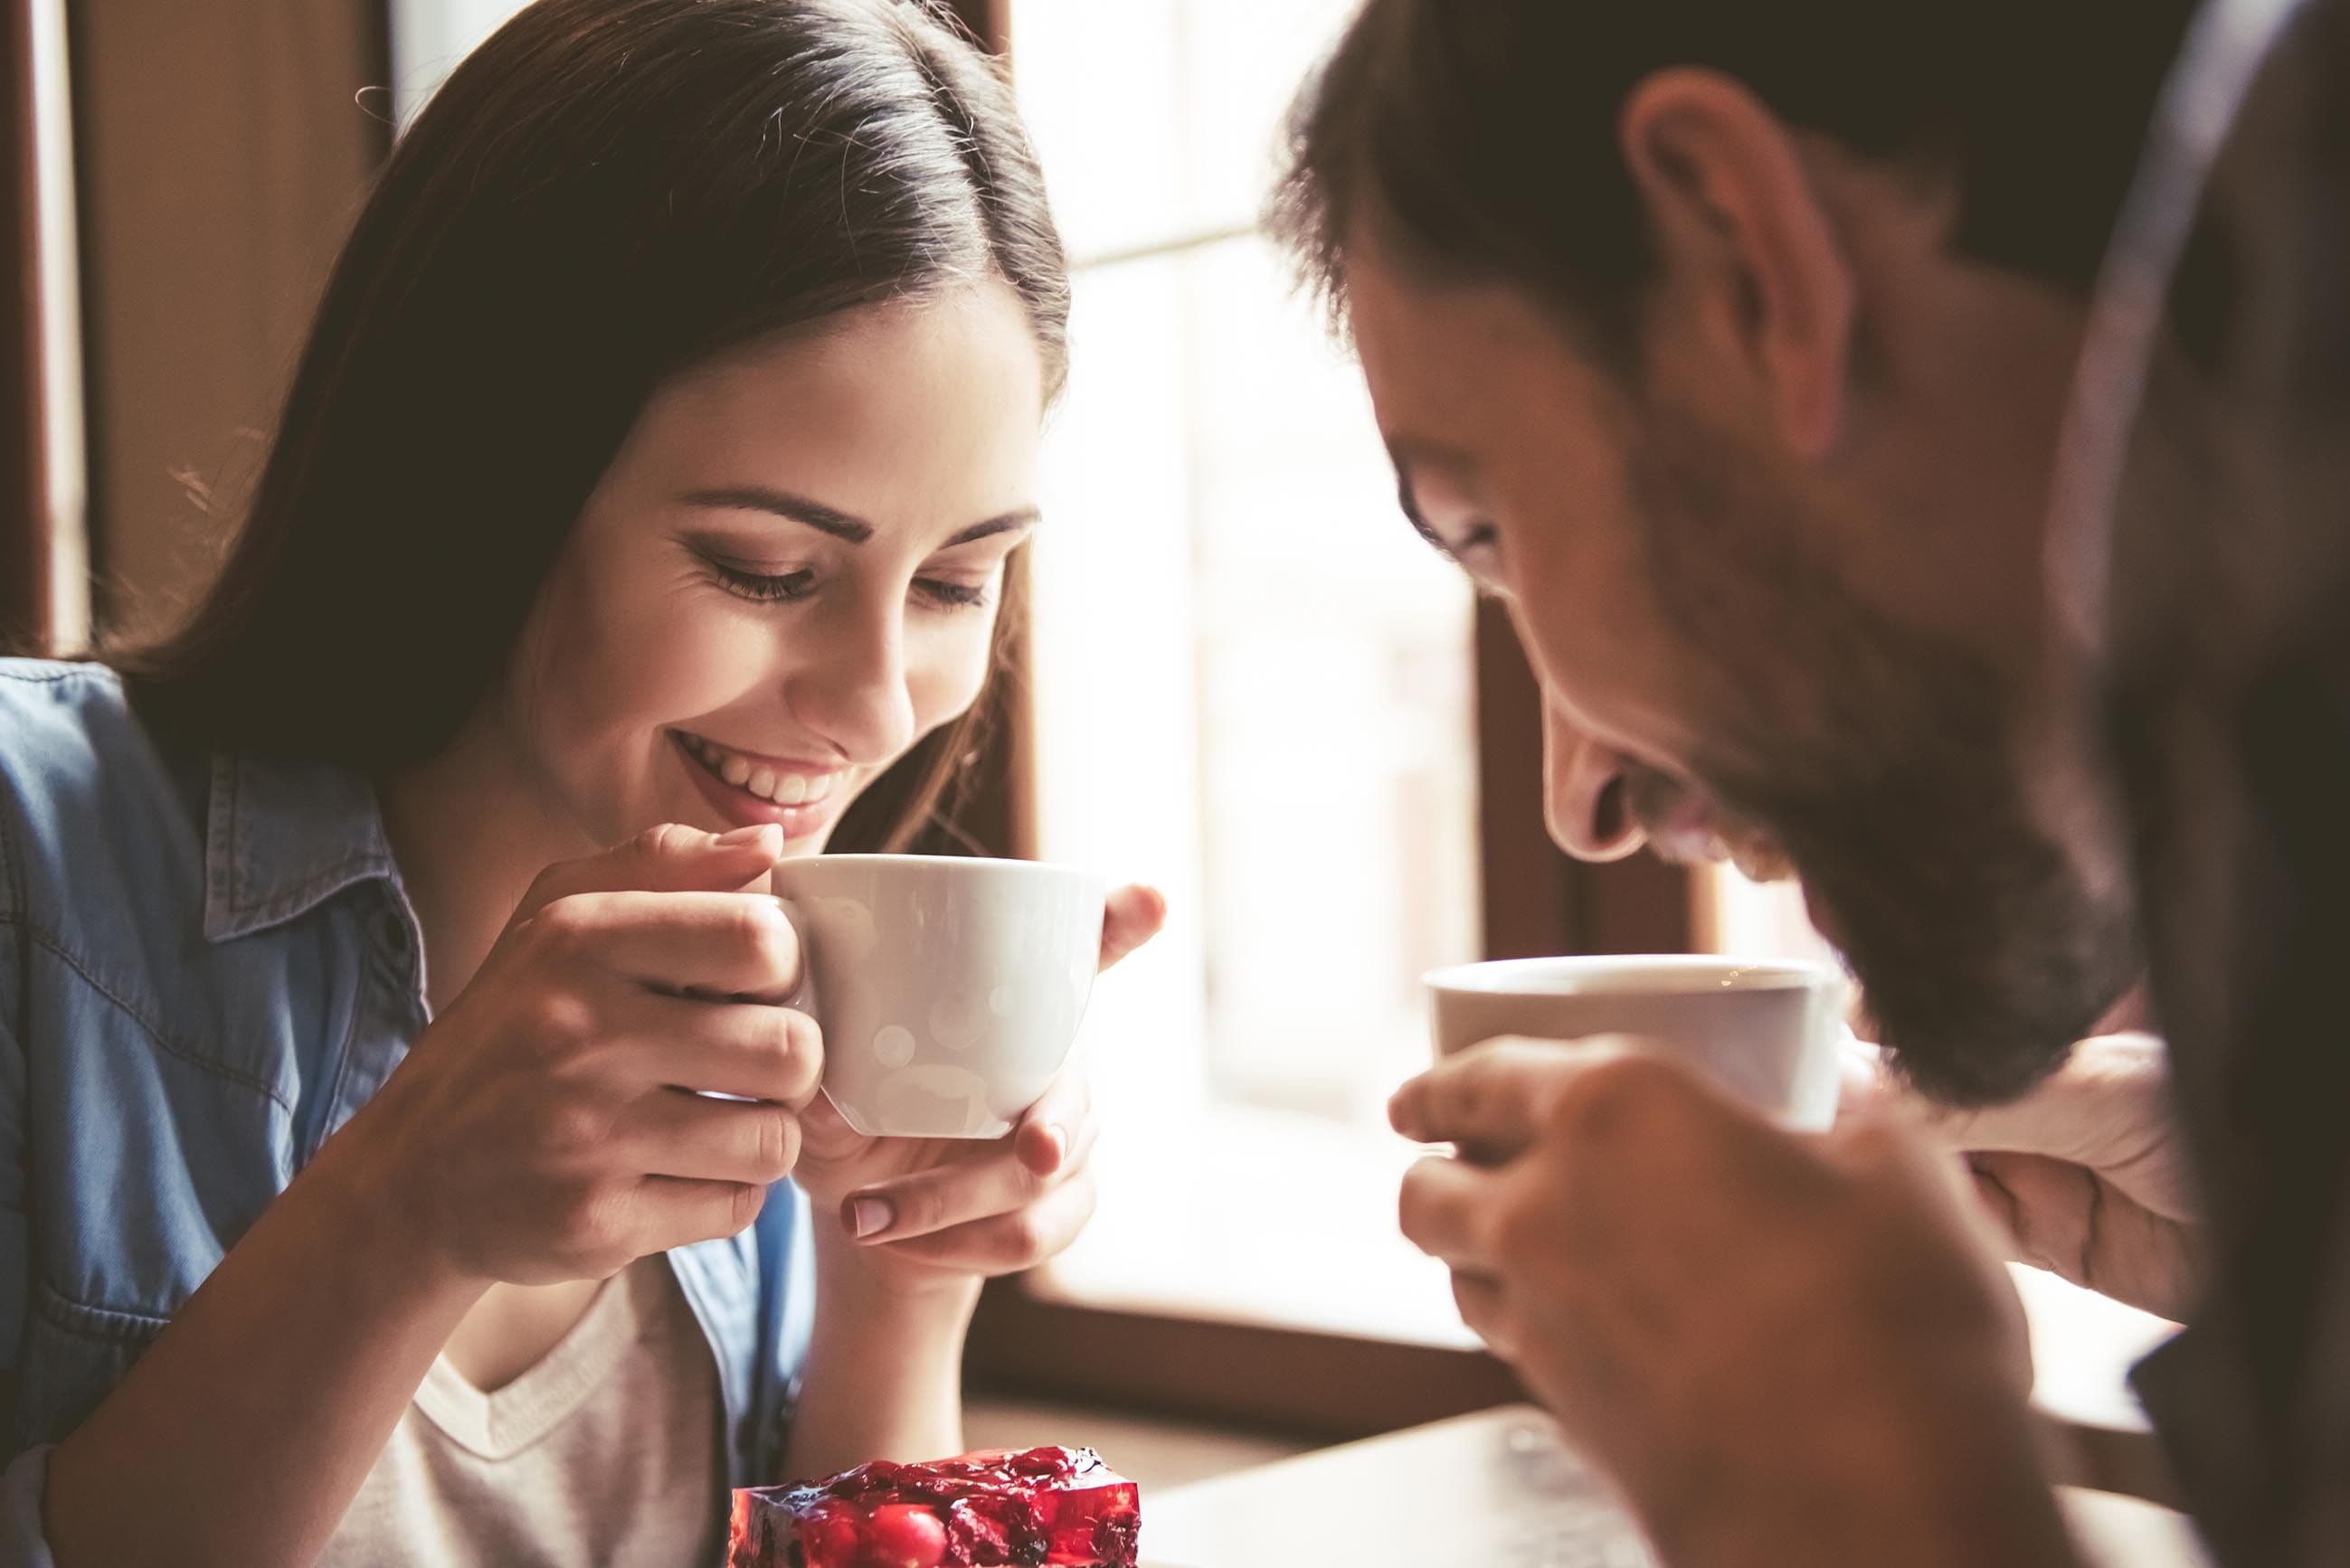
xmin=0 ymin=0 xmax=1847 ymax=1481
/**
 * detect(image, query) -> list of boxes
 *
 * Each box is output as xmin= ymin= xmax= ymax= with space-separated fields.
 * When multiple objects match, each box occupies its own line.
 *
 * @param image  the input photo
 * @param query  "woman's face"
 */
xmin=505 ymin=281 xmax=1044 ymax=856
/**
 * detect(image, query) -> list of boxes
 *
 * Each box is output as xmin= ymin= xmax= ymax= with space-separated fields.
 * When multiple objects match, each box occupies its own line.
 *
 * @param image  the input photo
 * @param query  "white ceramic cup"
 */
xmin=770 ymin=855 xmax=1107 ymax=1139
xmin=1422 ymin=954 xmax=1848 ymax=1132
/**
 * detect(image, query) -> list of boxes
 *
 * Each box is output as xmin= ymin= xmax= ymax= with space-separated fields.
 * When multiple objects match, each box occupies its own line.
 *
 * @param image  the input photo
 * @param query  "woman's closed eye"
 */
xmin=914 ymin=575 xmax=993 ymax=610
xmin=700 ymin=553 xmax=997 ymax=612
xmin=707 ymin=558 xmax=818 ymax=604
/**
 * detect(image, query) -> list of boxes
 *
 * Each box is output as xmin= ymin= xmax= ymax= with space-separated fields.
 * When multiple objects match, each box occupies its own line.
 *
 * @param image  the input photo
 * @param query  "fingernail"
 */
xmin=848 ymin=1196 xmax=893 ymax=1240
xmin=1039 ymin=1123 xmax=1069 ymax=1170
xmin=716 ymin=824 xmax=776 ymax=846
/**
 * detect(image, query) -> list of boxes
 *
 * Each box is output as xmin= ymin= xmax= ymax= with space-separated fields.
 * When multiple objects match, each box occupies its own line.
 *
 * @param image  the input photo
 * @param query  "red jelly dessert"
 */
xmin=728 ymin=1445 xmax=1141 ymax=1568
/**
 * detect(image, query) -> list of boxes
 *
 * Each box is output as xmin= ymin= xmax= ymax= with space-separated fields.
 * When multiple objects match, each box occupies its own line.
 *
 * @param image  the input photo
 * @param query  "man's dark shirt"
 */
xmin=2073 ymin=1 xmax=2350 ymax=1560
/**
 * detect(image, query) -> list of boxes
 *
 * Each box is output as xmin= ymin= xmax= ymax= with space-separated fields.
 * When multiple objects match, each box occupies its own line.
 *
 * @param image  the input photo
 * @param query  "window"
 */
xmin=1009 ymin=0 xmax=1490 ymax=1348
xmin=389 ymin=0 xmax=531 ymax=126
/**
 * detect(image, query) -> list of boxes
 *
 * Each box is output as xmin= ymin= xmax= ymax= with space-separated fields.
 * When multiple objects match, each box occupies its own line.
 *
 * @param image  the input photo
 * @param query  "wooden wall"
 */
xmin=69 ymin=2 xmax=387 ymax=644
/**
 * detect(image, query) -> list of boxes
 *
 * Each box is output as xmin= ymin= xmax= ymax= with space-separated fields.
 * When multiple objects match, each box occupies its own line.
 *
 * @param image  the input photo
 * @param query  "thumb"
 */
xmin=514 ymin=822 xmax=785 ymax=921
xmin=1098 ymin=883 xmax=1167 ymax=973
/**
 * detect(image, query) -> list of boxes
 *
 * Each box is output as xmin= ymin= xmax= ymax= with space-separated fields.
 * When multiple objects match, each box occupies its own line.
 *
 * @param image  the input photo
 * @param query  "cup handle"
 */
xmin=771 ymin=894 xmax=818 ymax=1020
xmin=772 ymin=893 xmax=863 ymax=1128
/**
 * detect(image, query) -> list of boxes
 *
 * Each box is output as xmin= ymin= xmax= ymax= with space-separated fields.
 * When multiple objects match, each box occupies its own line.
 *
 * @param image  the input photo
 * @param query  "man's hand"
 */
xmin=1845 ymin=1033 xmax=2198 ymax=1319
xmin=1391 ymin=1038 xmax=2080 ymax=1567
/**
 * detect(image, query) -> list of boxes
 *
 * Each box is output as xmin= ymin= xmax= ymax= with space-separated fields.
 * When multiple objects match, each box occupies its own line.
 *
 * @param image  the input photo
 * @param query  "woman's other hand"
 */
xmin=792 ymin=883 xmax=1166 ymax=1289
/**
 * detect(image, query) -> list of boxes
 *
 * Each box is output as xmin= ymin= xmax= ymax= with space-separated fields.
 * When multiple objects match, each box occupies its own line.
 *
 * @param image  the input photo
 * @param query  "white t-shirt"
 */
xmin=318 ymin=1258 xmax=729 ymax=1567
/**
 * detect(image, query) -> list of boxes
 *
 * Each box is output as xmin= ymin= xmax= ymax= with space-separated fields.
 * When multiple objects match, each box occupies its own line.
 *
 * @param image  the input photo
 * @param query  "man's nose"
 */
xmin=1542 ymin=708 xmax=1646 ymax=862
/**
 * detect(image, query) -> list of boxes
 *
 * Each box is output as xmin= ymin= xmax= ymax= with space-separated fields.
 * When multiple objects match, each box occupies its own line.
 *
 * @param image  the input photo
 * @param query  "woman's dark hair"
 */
xmin=1271 ymin=0 xmax=2198 ymax=350
xmin=114 ymin=0 xmax=1065 ymax=851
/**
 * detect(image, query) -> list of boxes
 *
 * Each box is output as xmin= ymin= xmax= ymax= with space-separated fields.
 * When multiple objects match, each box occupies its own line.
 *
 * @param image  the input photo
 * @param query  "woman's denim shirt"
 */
xmin=0 ymin=661 xmax=811 ymax=1563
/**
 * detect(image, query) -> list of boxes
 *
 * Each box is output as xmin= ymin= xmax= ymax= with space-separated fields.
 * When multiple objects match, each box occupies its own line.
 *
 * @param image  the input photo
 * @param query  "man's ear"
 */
xmin=1618 ymin=68 xmax=1854 ymax=458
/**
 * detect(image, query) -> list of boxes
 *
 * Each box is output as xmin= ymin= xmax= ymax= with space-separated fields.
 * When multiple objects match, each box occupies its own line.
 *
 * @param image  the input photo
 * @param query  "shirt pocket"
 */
xmin=13 ymin=1285 xmax=166 ymax=1450
xmin=14 ymin=941 xmax=297 ymax=1449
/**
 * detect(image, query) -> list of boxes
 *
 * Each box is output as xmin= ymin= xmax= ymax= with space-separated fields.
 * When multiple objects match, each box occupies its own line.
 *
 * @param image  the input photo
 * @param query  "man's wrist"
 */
xmin=1632 ymin=1378 xmax=2077 ymax=1568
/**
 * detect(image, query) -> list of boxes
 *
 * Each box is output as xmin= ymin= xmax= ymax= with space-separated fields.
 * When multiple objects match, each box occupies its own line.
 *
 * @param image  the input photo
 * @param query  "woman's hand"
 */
xmin=1843 ymin=1033 xmax=2199 ymax=1318
xmin=343 ymin=823 xmax=820 ymax=1288
xmin=791 ymin=883 xmax=1166 ymax=1289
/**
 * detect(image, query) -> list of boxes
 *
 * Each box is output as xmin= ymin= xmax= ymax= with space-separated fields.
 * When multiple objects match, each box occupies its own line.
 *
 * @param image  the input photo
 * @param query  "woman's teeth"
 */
xmin=680 ymin=733 xmax=840 ymax=806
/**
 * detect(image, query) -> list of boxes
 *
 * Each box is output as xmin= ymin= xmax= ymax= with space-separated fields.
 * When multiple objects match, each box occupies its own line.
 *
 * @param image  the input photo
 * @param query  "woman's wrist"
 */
xmin=810 ymin=1223 xmax=984 ymax=1319
xmin=304 ymin=1096 xmax=482 ymax=1304
xmin=784 ymin=1228 xmax=982 ymax=1477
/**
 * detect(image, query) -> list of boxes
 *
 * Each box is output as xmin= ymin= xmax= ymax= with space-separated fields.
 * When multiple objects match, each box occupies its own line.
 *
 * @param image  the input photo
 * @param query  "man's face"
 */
xmin=1345 ymin=222 xmax=2137 ymax=1106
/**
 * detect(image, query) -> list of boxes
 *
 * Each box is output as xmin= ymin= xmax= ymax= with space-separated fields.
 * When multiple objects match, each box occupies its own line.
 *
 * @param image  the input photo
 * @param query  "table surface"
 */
xmin=1142 ymin=1406 xmax=2212 ymax=1568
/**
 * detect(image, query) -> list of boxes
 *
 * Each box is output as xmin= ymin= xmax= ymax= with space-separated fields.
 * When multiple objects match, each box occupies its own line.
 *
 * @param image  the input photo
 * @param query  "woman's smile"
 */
xmin=668 ymin=727 xmax=854 ymax=839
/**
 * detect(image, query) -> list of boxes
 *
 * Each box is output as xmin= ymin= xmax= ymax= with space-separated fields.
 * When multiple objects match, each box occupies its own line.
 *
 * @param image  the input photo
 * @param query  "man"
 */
xmin=1269 ymin=0 xmax=2317 ymax=1561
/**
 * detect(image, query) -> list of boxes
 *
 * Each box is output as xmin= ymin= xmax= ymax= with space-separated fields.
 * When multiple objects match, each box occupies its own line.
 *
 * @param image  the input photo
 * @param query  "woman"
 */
xmin=0 ymin=3 xmax=1159 ymax=1563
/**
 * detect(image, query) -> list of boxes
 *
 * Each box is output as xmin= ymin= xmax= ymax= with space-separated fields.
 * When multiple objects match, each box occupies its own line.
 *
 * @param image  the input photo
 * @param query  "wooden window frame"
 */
xmin=67 ymin=1 xmax=390 ymax=647
xmin=0 ymin=0 xmax=49 ymax=653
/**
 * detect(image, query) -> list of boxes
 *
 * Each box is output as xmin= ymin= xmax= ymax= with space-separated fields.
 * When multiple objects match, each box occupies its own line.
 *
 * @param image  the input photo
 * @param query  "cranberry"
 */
xmin=866 ymin=1504 xmax=950 ymax=1568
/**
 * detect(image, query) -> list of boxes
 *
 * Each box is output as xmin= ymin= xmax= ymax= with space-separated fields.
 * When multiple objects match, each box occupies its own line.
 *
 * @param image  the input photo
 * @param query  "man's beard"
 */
xmin=1628 ymin=411 xmax=2138 ymax=1106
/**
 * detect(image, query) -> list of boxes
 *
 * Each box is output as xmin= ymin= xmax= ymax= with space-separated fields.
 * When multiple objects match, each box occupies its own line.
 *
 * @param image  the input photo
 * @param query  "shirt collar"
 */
xmin=203 ymin=751 xmax=403 ymax=942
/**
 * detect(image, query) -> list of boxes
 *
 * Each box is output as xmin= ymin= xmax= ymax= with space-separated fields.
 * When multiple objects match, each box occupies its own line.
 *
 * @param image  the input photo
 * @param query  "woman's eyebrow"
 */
xmin=681 ymin=486 xmax=1038 ymax=549
xmin=684 ymin=486 xmax=874 ymax=543
xmin=943 ymin=507 xmax=1041 ymax=547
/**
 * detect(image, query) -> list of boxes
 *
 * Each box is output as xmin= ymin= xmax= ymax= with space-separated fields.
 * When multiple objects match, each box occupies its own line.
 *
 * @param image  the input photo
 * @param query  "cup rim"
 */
xmin=1423 ymin=953 xmax=1843 ymax=997
xmin=783 ymin=854 xmax=1103 ymax=878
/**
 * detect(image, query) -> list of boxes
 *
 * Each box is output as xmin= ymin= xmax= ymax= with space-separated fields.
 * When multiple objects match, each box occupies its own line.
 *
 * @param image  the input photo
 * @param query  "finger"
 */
xmin=1389 ymin=1037 xmax=1631 ymax=1154
xmin=626 ymin=1174 xmax=771 ymax=1251
xmin=624 ymin=1092 xmax=804 ymax=1185
xmin=1098 ymin=883 xmax=1167 ymax=972
xmin=794 ymin=1084 xmax=867 ymax=1164
xmin=842 ymin=1139 xmax=1056 ymax=1244
xmin=1970 ymin=1151 xmax=2094 ymax=1271
xmin=1450 ymin=1271 xmax=1516 ymax=1358
xmin=1398 ymin=1155 xmax=1504 ymax=1270
xmin=1012 ymin=1072 xmax=1094 ymax=1177
xmin=1834 ymin=1032 xmax=1888 ymax=1119
xmin=1970 ymin=1159 xmax=2028 ymax=1257
xmin=874 ymin=1163 xmax=1099 ymax=1275
xmin=1972 ymin=1152 xmax=2199 ymax=1318
xmin=516 ymin=823 xmax=784 ymax=921
xmin=522 ymin=890 xmax=802 ymax=1000
xmin=618 ymin=993 xmax=823 ymax=1106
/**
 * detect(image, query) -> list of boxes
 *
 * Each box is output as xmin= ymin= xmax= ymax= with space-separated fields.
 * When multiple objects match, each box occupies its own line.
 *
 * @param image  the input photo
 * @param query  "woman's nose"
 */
xmin=1542 ymin=707 xmax=1647 ymax=862
xmin=784 ymin=597 xmax=917 ymax=764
